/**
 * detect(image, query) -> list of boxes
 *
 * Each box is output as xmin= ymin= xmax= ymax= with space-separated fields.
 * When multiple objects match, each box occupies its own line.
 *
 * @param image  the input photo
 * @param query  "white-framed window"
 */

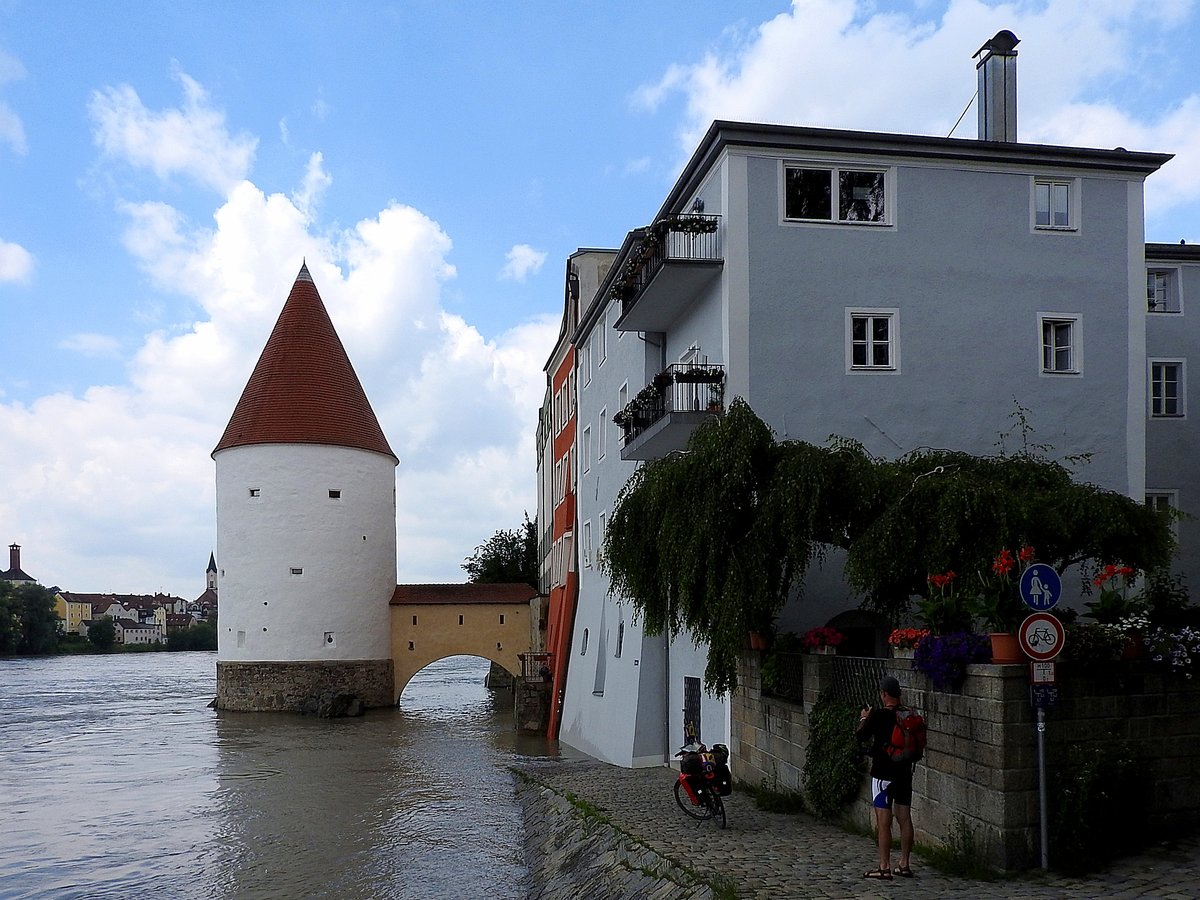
xmin=845 ymin=308 xmax=899 ymax=372
xmin=599 ymin=318 xmax=608 ymax=365
xmin=580 ymin=344 xmax=591 ymax=387
xmin=1149 ymin=359 xmax=1185 ymax=418
xmin=783 ymin=163 xmax=889 ymax=224
xmin=580 ymin=627 xmax=589 ymax=655
xmin=598 ymin=408 xmax=607 ymax=460
xmin=582 ymin=520 xmax=592 ymax=568
xmin=582 ymin=425 xmax=592 ymax=474
xmin=1147 ymin=267 xmax=1182 ymax=313
xmin=597 ymin=511 xmax=606 ymax=566
xmin=1146 ymin=491 xmax=1179 ymax=536
xmin=1038 ymin=314 xmax=1082 ymax=375
xmin=615 ymin=621 xmax=625 ymax=658
xmin=248 ymin=487 xmax=261 ymax=498
xmin=1032 ymin=178 xmax=1079 ymax=231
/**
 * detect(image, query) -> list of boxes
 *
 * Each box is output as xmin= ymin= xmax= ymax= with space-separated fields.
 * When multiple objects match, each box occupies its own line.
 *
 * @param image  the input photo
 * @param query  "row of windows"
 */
xmin=781 ymin=163 xmax=1080 ymax=233
xmin=580 ymin=308 xmax=612 ymax=388
xmin=552 ymin=370 xmax=576 ymax=435
xmin=848 ymin=310 xmax=1186 ymax=416
xmin=406 ymin=613 xmax=508 ymax=626
xmin=247 ymin=488 xmax=343 ymax=499
xmin=578 ymin=620 xmax=626 ymax=659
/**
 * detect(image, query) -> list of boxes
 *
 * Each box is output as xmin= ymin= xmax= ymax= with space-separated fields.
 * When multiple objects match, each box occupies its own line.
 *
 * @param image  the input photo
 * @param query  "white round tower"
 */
xmin=213 ymin=263 xmax=399 ymax=711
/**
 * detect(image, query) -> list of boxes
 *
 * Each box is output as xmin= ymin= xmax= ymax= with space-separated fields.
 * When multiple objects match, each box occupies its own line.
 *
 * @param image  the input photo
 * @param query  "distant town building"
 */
xmin=1 ymin=543 xmax=35 ymax=584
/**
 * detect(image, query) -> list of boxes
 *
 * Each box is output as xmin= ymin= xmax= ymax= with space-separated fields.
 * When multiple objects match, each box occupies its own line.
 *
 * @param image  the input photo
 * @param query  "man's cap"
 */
xmin=879 ymin=675 xmax=901 ymax=698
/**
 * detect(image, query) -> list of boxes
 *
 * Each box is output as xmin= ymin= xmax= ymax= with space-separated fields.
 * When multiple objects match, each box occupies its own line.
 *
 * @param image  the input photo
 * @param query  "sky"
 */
xmin=1 ymin=0 xmax=1198 ymax=599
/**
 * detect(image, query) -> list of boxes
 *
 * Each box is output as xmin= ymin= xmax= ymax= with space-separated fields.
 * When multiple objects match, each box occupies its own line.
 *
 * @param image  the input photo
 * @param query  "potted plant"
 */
xmin=887 ymin=627 xmax=928 ymax=660
xmin=916 ymin=571 xmax=974 ymax=635
xmin=801 ymin=626 xmax=844 ymax=655
xmin=970 ymin=547 xmax=1035 ymax=663
xmin=1086 ymin=563 xmax=1148 ymax=658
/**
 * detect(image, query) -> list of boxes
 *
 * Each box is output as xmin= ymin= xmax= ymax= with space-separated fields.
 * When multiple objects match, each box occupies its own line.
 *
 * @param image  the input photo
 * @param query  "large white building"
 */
xmin=550 ymin=31 xmax=1186 ymax=768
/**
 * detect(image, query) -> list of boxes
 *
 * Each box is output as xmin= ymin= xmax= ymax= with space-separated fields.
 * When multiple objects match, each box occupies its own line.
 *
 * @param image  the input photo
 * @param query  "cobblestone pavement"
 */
xmin=517 ymin=756 xmax=1200 ymax=899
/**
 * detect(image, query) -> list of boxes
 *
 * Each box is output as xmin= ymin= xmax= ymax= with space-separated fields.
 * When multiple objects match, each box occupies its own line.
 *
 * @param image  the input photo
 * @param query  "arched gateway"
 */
xmin=390 ymin=583 xmax=537 ymax=700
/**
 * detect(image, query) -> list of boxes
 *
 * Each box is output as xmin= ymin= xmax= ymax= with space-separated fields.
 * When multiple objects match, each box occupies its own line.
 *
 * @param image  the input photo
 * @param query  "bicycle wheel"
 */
xmin=708 ymin=791 xmax=727 ymax=829
xmin=674 ymin=778 xmax=710 ymax=820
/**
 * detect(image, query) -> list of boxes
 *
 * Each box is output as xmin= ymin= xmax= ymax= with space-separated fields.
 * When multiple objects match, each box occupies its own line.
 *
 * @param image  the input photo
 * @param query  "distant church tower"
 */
xmin=212 ymin=263 xmax=399 ymax=711
xmin=206 ymin=552 xmax=218 ymax=593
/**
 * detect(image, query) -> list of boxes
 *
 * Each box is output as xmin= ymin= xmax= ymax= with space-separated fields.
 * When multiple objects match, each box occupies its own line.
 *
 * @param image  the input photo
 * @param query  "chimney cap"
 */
xmin=974 ymin=29 xmax=1020 ymax=59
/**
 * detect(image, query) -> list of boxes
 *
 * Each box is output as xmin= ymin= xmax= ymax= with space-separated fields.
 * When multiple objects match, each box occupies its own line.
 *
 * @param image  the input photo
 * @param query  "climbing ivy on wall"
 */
xmin=601 ymin=398 xmax=1173 ymax=695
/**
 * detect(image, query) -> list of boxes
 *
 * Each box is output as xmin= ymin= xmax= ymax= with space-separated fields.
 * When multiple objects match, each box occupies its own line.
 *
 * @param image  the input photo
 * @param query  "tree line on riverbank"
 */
xmin=0 ymin=581 xmax=216 ymax=655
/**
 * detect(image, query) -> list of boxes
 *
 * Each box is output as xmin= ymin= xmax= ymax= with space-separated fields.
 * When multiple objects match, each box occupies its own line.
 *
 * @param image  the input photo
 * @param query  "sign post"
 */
xmin=1018 ymin=569 xmax=1064 ymax=872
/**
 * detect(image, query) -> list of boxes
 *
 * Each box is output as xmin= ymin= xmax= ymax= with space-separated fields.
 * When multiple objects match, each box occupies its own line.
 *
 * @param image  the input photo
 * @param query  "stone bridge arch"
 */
xmin=389 ymin=583 xmax=537 ymax=703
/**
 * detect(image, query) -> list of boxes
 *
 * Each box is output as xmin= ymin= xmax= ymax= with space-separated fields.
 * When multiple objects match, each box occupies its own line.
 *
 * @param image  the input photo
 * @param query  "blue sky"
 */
xmin=1 ymin=0 xmax=1198 ymax=598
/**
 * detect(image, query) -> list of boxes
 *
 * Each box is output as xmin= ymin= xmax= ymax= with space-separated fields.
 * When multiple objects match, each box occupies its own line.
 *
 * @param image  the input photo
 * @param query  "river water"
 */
xmin=0 ymin=652 xmax=561 ymax=899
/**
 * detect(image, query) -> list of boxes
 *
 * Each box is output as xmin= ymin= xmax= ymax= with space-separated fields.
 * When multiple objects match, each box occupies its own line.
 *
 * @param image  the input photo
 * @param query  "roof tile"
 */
xmin=213 ymin=264 xmax=397 ymax=462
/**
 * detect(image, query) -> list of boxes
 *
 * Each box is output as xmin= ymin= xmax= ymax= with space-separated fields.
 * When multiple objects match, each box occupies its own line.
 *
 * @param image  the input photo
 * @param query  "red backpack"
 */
xmin=886 ymin=706 xmax=926 ymax=764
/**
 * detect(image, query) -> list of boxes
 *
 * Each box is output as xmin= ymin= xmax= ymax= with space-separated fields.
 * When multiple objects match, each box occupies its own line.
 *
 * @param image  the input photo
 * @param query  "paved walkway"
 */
xmin=517 ymin=756 xmax=1200 ymax=899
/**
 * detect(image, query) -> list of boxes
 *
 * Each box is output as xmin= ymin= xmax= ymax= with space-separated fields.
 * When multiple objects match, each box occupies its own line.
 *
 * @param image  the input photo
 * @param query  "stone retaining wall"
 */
xmin=732 ymin=651 xmax=1200 ymax=870
xmin=516 ymin=775 xmax=715 ymax=900
xmin=216 ymin=659 xmax=394 ymax=711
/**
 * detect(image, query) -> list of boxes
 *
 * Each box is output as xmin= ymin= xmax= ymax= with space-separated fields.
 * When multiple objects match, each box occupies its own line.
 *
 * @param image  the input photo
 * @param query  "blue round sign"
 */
xmin=1019 ymin=563 xmax=1061 ymax=611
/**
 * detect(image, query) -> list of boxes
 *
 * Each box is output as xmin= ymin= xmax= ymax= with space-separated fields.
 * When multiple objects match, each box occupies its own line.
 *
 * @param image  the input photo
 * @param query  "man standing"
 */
xmin=856 ymin=674 xmax=915 ymax=879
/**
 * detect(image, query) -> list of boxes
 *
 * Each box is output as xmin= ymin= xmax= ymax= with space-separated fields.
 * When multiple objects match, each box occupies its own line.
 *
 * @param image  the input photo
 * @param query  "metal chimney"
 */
xmin=975 ymin=30 xmax=1019 ymax=142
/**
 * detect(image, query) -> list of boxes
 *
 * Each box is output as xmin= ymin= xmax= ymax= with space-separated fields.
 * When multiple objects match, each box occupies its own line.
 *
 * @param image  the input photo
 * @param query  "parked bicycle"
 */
xmin=673 ymin=742 xmax=731 ymax=828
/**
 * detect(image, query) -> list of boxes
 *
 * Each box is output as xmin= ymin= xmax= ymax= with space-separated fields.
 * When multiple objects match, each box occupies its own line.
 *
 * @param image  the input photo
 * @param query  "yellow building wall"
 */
xmin=389 ymin=602 xmax=530 ymax=702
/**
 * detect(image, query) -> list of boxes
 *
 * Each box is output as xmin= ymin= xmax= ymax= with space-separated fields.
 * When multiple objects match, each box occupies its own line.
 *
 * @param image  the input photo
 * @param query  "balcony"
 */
xmin=611 ymin=215 xmax=723 ymax=332
xmin=615 ymin=363 xmax=725 ymax=461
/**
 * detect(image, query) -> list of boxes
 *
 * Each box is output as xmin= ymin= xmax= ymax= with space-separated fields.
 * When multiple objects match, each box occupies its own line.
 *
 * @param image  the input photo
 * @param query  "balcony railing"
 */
xmin=614 ymin=362 xmax=725 ymax=451
xmin=609 ymin=215 xmax=722 ymax=330
xmin=519 ymin=651 xmax=552 ymax=681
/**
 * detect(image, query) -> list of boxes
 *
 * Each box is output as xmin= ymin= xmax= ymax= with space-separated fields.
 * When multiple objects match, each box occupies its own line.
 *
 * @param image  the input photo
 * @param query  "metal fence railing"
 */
xmin=830 ymin=655 xmax=890 ymax=709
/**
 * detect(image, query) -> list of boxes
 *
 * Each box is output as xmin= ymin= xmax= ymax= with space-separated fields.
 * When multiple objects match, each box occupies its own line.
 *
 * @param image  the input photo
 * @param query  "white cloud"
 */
xmin=88 ymin=66 xmax=257 ymax=193
xmin=499 ymin=243 xmax=547 ymax=282
xmin=0 ymin=239 xmax=33 ymax=282
xmin=0 ymin=86 xmax=551 ymax=593
xmin=635 ymin=0 xmax=1200 ymax=219
xmin=0 ymin=49 xmax=27 ymax=155
xmin=291 ymin=152 xmax=332 ymax=221
xmin=58 ymin=334 xmax=122 ymax=359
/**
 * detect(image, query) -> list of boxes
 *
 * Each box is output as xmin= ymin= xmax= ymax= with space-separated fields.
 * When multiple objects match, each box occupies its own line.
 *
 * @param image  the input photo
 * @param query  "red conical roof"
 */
xmin=213 ymin=263 xmax=398 ymax=463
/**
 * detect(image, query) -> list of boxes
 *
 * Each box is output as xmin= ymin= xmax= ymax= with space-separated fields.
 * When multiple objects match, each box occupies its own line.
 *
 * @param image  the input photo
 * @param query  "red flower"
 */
xmin=927 ymin=571 xmax=956 ymax=590
xmin=1019 ymin=545 xmax=1035 ymax=562
xmin=992 ymin=548 xmax=1015 ymax=575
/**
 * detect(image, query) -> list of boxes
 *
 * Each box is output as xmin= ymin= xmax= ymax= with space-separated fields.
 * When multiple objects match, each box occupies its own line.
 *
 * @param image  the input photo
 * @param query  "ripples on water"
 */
xmin=0 ymin=652 xmax=560 ymax=899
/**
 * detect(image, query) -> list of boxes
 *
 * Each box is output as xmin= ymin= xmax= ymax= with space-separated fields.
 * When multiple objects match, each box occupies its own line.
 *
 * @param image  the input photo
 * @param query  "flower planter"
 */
xmin=891 ymin=647 xmax=916 ymax=659
xmin=813 ymin=646 xmax=836 ymax=656
xmin=748 ymin=631 xmax=770 ymax=651
xmin=989 ymin=632 xmax=1023 ymax=664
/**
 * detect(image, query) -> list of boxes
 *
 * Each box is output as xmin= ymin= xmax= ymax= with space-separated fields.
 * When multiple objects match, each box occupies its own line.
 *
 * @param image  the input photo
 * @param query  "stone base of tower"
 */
xmin=215 ymin=659 xmax=396 ymax=711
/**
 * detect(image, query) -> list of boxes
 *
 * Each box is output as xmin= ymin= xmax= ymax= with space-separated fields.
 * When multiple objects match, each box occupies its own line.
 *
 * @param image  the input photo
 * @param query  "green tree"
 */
xmin=462 ymin=513 xmax=538 ymax=588
xmin=88 ymin=615 xmax=117 ymax=652
xmin=0 ymin=581 xmax=60 ymax=655
xmin=603 ymin=398 xmax=1174 ymax=694
xmin=167 ymin=620 xmax=217 ymax=651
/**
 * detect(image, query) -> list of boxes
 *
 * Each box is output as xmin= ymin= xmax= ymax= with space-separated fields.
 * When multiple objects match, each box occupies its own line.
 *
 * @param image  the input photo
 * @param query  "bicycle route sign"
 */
xmin=1019 ymin=563 xmax=1061 ymax=611
xmin=1019 ymin=612 xmax=1065 ymax=662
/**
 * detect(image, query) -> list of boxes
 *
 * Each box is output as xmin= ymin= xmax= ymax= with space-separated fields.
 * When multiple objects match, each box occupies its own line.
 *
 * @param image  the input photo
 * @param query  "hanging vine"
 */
xmin=601 ymin=398 xmax=1175 ymax=694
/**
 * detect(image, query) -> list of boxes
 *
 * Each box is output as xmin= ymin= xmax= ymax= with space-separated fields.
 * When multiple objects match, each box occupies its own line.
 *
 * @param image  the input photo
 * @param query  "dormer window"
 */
xmin=328 ymin=489 xmax=341 ymax=499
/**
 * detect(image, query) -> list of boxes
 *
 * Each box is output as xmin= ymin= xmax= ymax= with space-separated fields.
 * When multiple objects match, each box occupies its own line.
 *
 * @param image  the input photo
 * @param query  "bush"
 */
xmin=1049 ymin=743 xmax=1149 ymax=874
xmin=801 ymin=689 xmax=863 ymax=818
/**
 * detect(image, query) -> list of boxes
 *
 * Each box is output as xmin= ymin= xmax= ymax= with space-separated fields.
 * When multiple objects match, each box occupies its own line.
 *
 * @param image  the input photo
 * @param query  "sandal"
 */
xmin=893 ymin=865 xmax=914 ymax=877
xmin=864 ymin=868 xmax=892 ymax=880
